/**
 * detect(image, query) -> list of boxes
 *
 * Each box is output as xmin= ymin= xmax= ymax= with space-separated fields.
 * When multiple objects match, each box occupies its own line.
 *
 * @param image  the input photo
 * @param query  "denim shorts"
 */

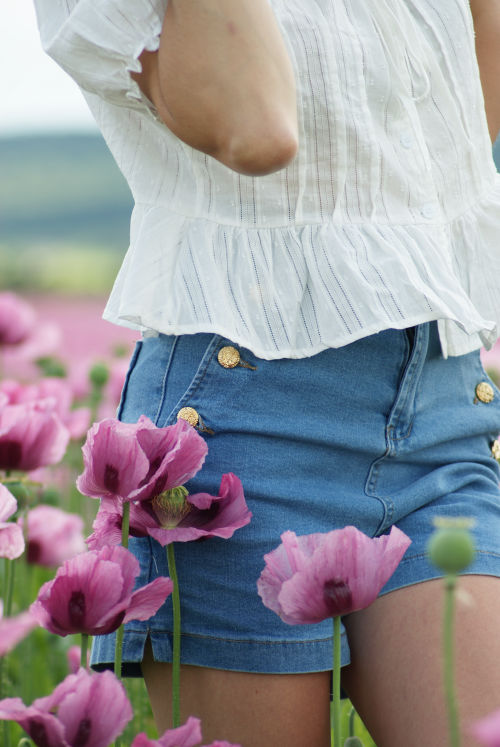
xmin=91 ymin=322 xmax=500 ymax=675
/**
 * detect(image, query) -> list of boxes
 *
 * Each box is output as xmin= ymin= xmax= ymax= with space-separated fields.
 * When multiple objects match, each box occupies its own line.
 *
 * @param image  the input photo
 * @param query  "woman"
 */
xmin=34 ymin=1 xmax=500 ymax=744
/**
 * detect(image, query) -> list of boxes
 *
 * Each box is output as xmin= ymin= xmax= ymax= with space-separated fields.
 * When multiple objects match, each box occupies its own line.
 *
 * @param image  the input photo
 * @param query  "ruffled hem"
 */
xmin=103 ymin=179 xmax=500 ymax=360
xmin=34 ymin=0 xmax=167 ymax=117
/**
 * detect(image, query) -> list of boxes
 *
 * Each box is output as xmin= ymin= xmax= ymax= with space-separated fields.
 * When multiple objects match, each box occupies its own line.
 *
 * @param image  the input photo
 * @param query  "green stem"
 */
xmin=121 ymin=501 xmax=130 ymax=550
xmin=16 ymin=739 xmax=33 ymax=746
xmin=332 ymin=616 xmax=341 ymax=747
xmin=348 ymin=705 xmax=356 ymax=737
xmin=1 ymin=558 xmax=16 ymax=747
xmin=444 ymin=574 xmax=461 ymax=747
xmin=167 ymin=543 xmax=181 ymax=728
xmin=5 ymin=558 xmax=16 ymax=619
xmin=113 ymin=502 xmax=131 ymax=747
xmin=81 ymin=633 xmax=89 ymax=670
xmin=114 ymin=502 xmax=131 ymax=681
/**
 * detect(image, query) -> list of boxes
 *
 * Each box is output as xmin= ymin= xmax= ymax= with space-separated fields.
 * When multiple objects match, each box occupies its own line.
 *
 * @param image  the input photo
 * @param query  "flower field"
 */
xmin=2 ymin=290 xmax=500 ymax=746
xmin=0 ymin=292 xmax=153 ymax=745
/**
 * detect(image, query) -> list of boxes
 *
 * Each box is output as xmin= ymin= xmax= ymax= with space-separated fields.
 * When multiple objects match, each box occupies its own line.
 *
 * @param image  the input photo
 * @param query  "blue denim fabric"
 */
xmin=91 ymin=323 xmax=500 ymax=675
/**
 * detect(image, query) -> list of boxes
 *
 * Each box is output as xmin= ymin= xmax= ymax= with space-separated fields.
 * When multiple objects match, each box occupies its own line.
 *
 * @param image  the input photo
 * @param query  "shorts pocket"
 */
xmin=116 ymin=340 xmax=143 ymax=421
xmin=155 ymin=333 xmax=223 ymax=427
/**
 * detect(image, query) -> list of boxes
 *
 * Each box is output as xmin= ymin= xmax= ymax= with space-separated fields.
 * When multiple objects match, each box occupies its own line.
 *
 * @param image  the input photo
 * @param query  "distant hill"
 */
xmin=0 ymin=132 xmax=133 ymax=249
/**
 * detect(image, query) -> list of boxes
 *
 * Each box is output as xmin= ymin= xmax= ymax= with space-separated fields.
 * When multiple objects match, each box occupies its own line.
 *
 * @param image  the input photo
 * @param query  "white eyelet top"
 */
xmin=34 ymin=0 xmax=500 ymax=359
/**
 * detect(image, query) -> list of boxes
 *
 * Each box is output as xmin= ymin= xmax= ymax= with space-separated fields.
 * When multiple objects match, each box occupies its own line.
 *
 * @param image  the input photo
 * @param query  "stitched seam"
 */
xmin=124 ymin=630 xmax=339 ymax=644
xmin=162 ymin=334 xmax=222 ymax=426
xmin=153 ymin=336 xmax=178 ymax=426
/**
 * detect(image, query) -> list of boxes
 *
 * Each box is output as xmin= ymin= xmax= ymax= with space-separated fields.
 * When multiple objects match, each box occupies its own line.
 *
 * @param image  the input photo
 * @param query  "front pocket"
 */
xmin=155 ymin=334 xmax=223 ymax=427
xmin=116 ymin=340 xmax=143 ymax=421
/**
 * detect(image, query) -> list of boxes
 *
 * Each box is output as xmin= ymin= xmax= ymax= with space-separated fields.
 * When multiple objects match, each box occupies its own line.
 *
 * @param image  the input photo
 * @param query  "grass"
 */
xmin=0 ymin=244 xmax=123 ymax=296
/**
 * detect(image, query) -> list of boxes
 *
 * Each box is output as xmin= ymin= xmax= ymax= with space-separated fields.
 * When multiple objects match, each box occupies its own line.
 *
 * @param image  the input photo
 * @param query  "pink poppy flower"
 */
xmin=30 ymin=544 xmax=173 ymax=637
xmin=106 ymin=358 xmax=129 ymax=406
xmin=257 ymin=525 xmax=411 ymax=624
xmin=0 ymin=600 xmax=38 ymax=657
xmin=24 ymin=505 xmax=86 ymax=567
xmin=67 ymin=645 xmax=90 ymax=674
xmin=470 ymin=709 xmax=500 ymax=746
xmin=0 ymin=400 xmax=70 ymax=472
xmin=77 ymin=415 xmax=208 ymax=503
xmin=0 ymin=292 xmax=36 ymax=345
xmin=1 ymin=378 xmax=91 ymax=441
xmin=87 ymin=473 xmax=252 ymax=549
xmin=132 ymin=716 xmax=241 ymax=747
xmin=0 ymin=484 xmax=25 ymax=559
xmin=0 ymin=667 xmax=132 ymax=746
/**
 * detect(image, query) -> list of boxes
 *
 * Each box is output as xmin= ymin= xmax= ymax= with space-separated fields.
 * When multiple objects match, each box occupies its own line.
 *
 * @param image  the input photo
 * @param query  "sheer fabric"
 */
xmin=34 ymin=0 xmax=500 ymax=358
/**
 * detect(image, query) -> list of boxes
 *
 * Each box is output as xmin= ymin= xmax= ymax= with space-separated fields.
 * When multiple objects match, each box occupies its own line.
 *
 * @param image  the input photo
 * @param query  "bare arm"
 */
xmin=470 ymin=0 xmax=500 ymax=142
xmin=132 ymin=0 xmax=298 ymax=176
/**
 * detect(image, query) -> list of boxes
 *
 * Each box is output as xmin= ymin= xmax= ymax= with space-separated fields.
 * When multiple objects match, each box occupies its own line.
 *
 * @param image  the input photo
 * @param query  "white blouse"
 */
xmin=34 ymin=0 xmax=500 ymax=359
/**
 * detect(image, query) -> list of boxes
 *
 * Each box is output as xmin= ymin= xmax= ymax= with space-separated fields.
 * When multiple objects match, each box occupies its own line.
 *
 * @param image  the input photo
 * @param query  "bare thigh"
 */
xmin=141 ymin=639 xmax=331 ymax=747
xmin=341 ymin=575 xmax=500 ymax=747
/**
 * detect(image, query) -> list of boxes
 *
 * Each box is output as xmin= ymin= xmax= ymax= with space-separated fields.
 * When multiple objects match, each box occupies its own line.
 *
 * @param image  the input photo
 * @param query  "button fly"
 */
xmin=177 ymin=406 xmax=199 ymax=426
xmin=491 ymin=439 xmax=500 ymax=460
xmin=217 ymin=346 xmax=257 ymax=370
xmin=475 ymin=382 xmax=495 ymax=404
xmin=218 ymin=346 xmax=241 ymax=368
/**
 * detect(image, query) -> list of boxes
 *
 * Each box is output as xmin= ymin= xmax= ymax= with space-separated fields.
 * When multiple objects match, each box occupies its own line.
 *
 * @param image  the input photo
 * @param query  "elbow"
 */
xmin=221 ymin=124 xmax=299 ymax=177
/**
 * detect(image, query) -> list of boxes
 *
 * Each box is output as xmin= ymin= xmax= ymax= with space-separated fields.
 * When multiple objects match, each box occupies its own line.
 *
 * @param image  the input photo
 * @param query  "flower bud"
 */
xmin=428 ymin=520 xmax=475 ymax=574
xmin=40 ymin=486 xmax=61 ymax=506
xmin=5 ymin=481 xmax=31 ymax=506
xmin=35 ymin=356 xmax=67 ymax=378
xmin=89 ymin=362 xmax=109 ymax=389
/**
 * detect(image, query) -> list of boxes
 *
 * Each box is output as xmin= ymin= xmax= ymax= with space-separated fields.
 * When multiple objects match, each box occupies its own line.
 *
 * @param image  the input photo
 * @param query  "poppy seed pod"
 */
xmin=427 ymin=521 xmax=476 ymax=574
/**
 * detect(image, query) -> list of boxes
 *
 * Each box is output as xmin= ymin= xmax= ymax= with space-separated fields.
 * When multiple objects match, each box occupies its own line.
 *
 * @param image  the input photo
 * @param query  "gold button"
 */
xmin=218 ymin=346 xmax=241 ymax=369
xmin=177 ymin=406 xmax=199 ymax=426
xmin=492 ymin=439 xmax=500 ymax=460
xmin=475 ymin=382 xmax=495 ymax=404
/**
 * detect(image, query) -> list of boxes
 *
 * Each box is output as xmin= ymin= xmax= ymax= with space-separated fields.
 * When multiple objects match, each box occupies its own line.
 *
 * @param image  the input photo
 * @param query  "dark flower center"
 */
xmin=104 ymin=464 xmax=120 ymax=494
xmin=27 ymin=540 xmax=41 ymax=564
xmin=138 ymin=456 xmax=163 ymax=488
xmin=27 ymin=718 xmax=51 ymax=747
xmin=322 ymin=579 xmax=353 ymax=616
xmin=68 ymin=590 xmax=86 ymax=629
xmin=0 ymin=440 xmax=23 ymax=470
xmin=73 ymin=717 xmax=92 ymax=747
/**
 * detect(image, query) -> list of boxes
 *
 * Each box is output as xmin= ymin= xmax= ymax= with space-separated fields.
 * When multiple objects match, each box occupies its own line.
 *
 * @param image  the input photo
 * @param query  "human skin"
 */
xmin=138 ymin=3 xmax=500 ymax=745
xmin=131 ymin=0 xmax=298 ymax=176
xmin=142 ymin=577 xmax=500 ymax=747
xmin=470 ymin=0 xmax=500 ymax=142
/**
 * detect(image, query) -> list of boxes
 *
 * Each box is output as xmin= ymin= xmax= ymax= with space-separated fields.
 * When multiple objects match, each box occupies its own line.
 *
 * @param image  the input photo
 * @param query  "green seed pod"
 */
xmin=40 ymin=486 xmax=61 ymax=506
xmin=4 ymin=481 xmax=31 ymax=506
xmin=89 ymin=362 xmax=109 ymax=389
xmin=427 ymin=526 xmax=476 ymax=573
xmin=35 ymin=356 xmax=67 ymax=378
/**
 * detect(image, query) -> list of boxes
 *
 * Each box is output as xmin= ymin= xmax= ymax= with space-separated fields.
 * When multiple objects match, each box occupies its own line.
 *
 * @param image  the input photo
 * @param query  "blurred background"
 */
xmin=0 ymin=5 xmax=499 ymax=743
xmin=0 ymin=0 xmax=137 ymax=373
xmin=1 ymin=0 xmax=500 ymax=370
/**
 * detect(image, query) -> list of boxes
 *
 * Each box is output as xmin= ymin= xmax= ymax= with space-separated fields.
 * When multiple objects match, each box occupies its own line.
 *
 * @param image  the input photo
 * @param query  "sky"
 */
xmin=1 ymin=0 xmax=97 ymax=137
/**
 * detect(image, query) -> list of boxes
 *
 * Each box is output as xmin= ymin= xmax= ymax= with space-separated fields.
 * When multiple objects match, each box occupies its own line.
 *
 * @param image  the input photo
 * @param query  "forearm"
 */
xmin=470 ymin=0 xmax=500 ymax=142
xmin=133 ymin=0 xmax=298 ymax=175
